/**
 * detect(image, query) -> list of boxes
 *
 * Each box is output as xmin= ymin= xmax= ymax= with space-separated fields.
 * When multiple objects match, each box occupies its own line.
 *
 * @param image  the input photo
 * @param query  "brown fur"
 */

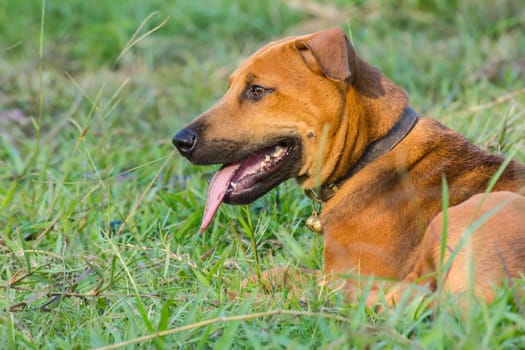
xmin=174 ymin=28 xmax=525 ymax=305
xmin=384 ymin=191 xmax=525 ymax=306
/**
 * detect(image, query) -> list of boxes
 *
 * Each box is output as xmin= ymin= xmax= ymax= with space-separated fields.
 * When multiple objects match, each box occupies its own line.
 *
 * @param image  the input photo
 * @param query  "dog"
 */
xmin=173 ymin=28 xmax=525 ymax=305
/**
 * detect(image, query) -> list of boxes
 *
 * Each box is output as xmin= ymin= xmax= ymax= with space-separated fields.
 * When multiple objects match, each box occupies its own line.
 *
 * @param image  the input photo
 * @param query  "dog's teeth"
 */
xmin=273 ymin=145 xmax=285 ymax=157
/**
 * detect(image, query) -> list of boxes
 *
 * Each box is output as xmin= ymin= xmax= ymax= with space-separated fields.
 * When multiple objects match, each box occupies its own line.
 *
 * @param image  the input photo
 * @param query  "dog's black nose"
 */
xmin=172 ymin=128 xmax=197 ymax=156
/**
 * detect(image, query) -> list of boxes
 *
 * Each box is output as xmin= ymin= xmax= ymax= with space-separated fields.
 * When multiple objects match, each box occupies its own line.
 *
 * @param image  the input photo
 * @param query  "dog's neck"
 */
xmin=307 ymin=106 xmax=419 ymax=202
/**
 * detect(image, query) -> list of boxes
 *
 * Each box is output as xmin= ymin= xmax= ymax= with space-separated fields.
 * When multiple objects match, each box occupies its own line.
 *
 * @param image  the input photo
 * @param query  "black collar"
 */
xmin=306 ymin=106 xmax=419 ymax=202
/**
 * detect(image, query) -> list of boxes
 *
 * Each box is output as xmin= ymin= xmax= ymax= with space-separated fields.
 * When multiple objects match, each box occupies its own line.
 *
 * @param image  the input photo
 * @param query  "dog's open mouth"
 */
xmin=200 ymin=141 xmax=299 ymax=232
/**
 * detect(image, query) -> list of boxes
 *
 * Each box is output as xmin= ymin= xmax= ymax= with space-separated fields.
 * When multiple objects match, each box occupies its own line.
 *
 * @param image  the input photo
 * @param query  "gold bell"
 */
xmin=306 ymin=212 xmax=323 ymax=234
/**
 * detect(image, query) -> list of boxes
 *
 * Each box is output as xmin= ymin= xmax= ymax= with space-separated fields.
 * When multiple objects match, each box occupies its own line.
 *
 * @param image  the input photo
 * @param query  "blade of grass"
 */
xmin=21 ymin=0 xmax=46 ymax=176
xmin=1 ymin=180 xmax=18 ymax=210
xmin=437 ymin=175 xmax=449 ymax=300
xmin=93 ymin=309 xmax=353 ymax=350
xmin=114 ymin=11 xmax=169 ymax=66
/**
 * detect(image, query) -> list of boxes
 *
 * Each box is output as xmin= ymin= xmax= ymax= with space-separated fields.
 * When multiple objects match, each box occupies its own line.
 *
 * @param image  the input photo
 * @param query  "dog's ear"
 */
xmin=295 ymin=28 xmax=353 ymax=82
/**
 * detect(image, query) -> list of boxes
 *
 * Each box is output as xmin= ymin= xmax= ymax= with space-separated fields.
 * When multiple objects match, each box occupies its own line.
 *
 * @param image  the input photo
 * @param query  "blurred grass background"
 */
xmin=1 ymin=0 xmax=524 ymax=348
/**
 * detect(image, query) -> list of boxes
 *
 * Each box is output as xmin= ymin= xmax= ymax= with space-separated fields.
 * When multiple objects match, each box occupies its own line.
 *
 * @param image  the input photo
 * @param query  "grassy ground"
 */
xmin=1 ymin=0 xmax=525 ymax=348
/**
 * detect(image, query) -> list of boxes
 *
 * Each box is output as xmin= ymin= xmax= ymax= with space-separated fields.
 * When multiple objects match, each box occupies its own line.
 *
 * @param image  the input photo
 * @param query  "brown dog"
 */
xmin=173 ymin=28 xmax=525 ymax=304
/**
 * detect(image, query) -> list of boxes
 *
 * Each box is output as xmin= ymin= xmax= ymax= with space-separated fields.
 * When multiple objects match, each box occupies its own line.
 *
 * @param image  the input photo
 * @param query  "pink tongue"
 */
xmin=200 ymin=163 xmax=240 ymax=233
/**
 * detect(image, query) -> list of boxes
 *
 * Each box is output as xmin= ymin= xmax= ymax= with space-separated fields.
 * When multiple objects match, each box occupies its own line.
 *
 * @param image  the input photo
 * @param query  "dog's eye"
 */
xmin=245 ymin=84 xmax=272 ymax=101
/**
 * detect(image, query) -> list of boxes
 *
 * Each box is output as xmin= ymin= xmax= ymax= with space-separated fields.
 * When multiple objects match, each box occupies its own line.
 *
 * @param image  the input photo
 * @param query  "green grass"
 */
xmin=1 ymin=0 xmax=525 ymax=348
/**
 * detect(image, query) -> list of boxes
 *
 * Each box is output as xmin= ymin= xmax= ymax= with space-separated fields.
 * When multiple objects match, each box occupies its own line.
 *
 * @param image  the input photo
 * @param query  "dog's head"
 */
xmin=172 ymin=28 xmax=400 ymax=231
